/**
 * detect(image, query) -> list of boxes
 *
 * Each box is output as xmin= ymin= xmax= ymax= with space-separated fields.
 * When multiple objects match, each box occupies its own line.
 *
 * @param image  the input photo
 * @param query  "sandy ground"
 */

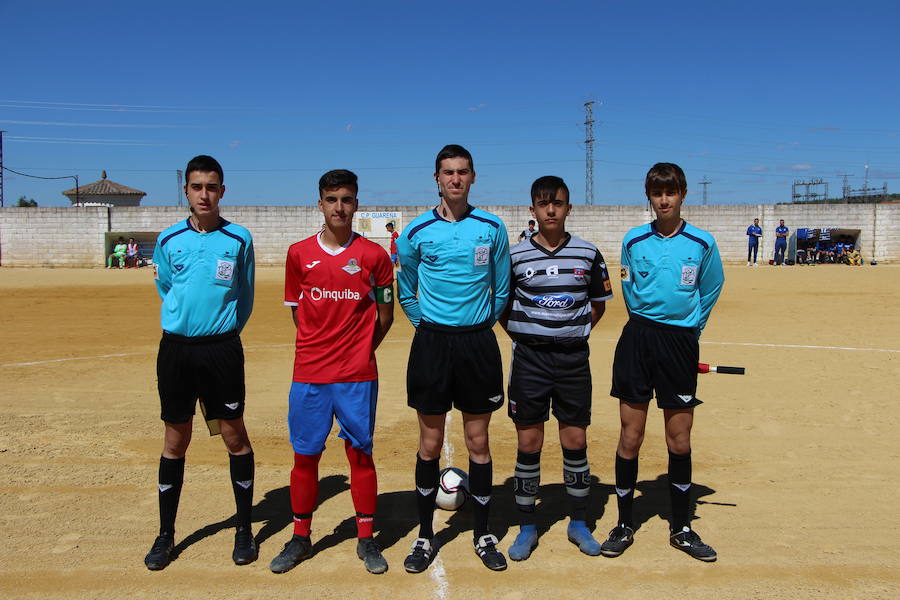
xmin=1 ymin=264 xmax=898 ymax=599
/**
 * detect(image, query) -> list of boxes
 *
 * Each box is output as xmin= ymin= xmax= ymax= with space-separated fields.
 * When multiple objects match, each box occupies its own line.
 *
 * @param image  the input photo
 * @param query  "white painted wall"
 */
xmin=1 ymin=203 xmax=897 ymax=267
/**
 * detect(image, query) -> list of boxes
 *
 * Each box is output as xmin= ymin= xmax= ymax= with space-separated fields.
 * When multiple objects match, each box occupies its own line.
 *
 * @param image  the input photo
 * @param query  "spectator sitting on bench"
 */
xmin=107 ymin=237 xmax=127 ymax=269
xmin=815 ymin=240 xmax=834 ymax=263
xmin=125 ymin=238 xmax=141 ymax=268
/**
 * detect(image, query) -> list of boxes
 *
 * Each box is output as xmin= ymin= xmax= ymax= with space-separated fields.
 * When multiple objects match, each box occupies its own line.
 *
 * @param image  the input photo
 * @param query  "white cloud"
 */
xmin=750 ymin=165 xmax=769 ymax=172
xmin=791 ymin=164 xmax=812 ymax=171
xmin=228 ymin=140 xmax=241 ymax=148
xmin=468 ymin=103 xmax=487 ymax=112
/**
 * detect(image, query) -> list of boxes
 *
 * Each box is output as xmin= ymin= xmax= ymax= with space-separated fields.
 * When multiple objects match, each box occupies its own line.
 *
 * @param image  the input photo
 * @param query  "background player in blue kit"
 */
xmin=144 ymin=155 xmax=257 ymax=570
xmin=397 ymin=144 xmax=511 ymax=573
xmin=603 ymin=163 xmax=724 ymax=562
xmin=500 ymin=176 xmax=612 ymax=561
xmin=774 ymin=220 xmax=789 ymax=265
xmin=746 ymin=218 xmax=762 ymax=266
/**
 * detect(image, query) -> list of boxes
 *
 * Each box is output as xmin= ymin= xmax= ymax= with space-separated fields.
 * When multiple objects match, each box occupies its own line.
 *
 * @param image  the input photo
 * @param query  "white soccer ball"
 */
xmin=435 ymin=467 xmax=469 ymax=511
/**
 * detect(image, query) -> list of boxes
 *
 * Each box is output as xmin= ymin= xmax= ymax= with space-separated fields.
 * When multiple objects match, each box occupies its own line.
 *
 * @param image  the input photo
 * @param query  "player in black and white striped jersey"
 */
xmin=499 ymin=176 xmax=613 ymax=560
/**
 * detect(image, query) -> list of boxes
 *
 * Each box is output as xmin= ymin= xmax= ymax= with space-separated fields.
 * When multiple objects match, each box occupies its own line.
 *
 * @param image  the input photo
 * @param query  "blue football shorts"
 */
xmin=288 ymin=380 xmax=378 ymax=455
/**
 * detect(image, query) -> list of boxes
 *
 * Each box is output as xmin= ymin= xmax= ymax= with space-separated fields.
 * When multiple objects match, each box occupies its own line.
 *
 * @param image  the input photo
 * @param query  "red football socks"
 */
xmin=290 ymin=452 xmax=321 ymax=537
xmin=345 ymin=440 xmax=377 ymax=538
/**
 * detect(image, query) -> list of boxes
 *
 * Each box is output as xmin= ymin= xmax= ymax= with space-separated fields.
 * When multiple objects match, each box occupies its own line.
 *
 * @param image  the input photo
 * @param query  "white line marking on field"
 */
xmin=1 ymin=352 xmax=142 ymax=366
xmin=700 ymin=340 xmax=900 ymax=354
xmin=5 ymin=338 xmax=895 ymax=368
xmin=429 ymin=412 xmax=452 ymax=600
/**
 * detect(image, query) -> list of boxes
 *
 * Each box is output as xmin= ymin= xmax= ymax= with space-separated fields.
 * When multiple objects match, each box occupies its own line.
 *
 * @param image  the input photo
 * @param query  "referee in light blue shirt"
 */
xmin=144 ymin=155 xmax=257 ymax=571
xmin=396 ymin=144 xmax=511 ymax=573
xmin=602 ymin=163 xmax=724 ymax=563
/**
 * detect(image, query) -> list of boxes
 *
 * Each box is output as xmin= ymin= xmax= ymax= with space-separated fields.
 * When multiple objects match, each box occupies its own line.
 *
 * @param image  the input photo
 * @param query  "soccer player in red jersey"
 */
xmin=386 ymin=222 xmax=400 ymax=267
xmin=269 ymin=170 xmax=395 ymax=575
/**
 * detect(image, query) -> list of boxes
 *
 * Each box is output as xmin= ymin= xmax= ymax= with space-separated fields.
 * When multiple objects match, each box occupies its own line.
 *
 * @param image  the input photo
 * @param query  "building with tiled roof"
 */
xmin=62 ymin=171 xmax=146 ymax=207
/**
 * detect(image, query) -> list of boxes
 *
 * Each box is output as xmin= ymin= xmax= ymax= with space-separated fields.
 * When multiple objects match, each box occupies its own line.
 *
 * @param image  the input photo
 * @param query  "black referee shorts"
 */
xmin=157 ymin=330 xmax=246 ymax=424
xmin=508 ymin=342 xmax=592 ymax=426
xmin=610 ymin=315 xmax=702 ymax=409
xmin=407 ymin=321 xmax=504 ymax=415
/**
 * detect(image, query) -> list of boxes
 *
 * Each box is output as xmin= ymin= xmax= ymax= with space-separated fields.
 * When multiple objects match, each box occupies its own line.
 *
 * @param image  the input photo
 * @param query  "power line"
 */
xmin=2 ymin=166 xmax=80 ymax=204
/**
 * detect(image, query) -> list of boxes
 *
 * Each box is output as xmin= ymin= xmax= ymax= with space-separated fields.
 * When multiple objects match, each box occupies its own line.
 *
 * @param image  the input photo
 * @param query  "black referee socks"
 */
xmin=415 ymin=454 xmax=440 ymax=539
xmin=158 ymin=455 xmax=185 ymax=536
xmin=614 ymin=453 xmax=638 ymax=529
xmin=668 ymin=450 xmax=692 ymax=532
xmin=469 ymin=459 xmax=493 ymax=540
xmin=229 ymin=451 xmax=255 ymax=529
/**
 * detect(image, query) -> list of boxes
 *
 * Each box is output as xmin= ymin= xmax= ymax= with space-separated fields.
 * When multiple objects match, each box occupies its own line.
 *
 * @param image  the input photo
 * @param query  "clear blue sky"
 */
xmin=2 ymin=1 xmax=898 ymax=208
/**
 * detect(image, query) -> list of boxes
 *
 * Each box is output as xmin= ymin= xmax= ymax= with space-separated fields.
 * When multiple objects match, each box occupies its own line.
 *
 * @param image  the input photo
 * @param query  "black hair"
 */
xmin=528 ymin=220 xmax=536 ymax=226
xmin=434 ymin=144 xmax=474 ymax=174
xmin=185 ymin=155 xmax=224 ymax=184
xmin=530 ymin=175 xmax=569 ymax=204
xmin=318 ymin=169 xmax=359 ymax=196
xmin=645 ymin=162 xmax=687 ymax=196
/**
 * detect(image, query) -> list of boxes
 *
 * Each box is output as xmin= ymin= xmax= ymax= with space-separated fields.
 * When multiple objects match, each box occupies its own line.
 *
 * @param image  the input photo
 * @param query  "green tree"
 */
xmin=16 ymin=196 xmax=38 ymax=207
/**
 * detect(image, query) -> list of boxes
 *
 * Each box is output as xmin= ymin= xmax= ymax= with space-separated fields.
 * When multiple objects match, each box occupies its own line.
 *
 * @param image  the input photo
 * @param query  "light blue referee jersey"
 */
xmin=397 ymin=205 xmax=510 ymax=327
xmin=153 ymin=218 xmax=255 ymax=337
xmin=620 ymin=220 xmax=723 ymax=334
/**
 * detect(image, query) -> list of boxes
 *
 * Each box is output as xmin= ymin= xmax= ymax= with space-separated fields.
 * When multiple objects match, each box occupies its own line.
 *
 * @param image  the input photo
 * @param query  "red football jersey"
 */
xmin=284 ymin=232 xmax=394 ymax=383
xmin=390 ymin=230 xmax=399 ymax=254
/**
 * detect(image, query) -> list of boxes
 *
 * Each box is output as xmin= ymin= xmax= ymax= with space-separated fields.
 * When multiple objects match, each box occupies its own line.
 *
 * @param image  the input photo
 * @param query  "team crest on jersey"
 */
xmin=620 ymin=266 xmax=630 ymax=281
xmin=342 ymin=258 xmax=361 ymax=275
xmin=474 ymin=245 xmax=490 ymax=266
xmin=573 ymin=267 xmax=585 ymax=281
xmin=680 ymin=265 xmax=697 ymax=286
xmin=216 ymin=260 xmax=235 ymax=281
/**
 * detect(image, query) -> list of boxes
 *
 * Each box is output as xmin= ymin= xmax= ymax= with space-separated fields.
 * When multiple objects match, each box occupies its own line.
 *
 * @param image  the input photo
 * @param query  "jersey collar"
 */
xmin=650 ymin=219 xmax=686 ymax=239
xmin=316 ymin=230 xmax=356 ymax=256
xmin=529 ymin=232 xmax=571 ymax=256
xmin=185 ymin=216 xmax=228 ymax=233
xmin=431 ymin=204 xmax=474 ymax=222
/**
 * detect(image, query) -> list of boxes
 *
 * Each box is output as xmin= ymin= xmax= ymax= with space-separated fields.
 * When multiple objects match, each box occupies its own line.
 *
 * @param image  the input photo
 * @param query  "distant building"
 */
xmin=62 ymin=171 xmax=146 ymax=207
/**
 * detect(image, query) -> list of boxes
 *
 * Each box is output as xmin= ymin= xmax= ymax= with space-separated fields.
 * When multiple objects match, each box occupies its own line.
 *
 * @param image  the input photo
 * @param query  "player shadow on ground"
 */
xmin=170 ymin=474 xmax=350 ymax=562
xmin=629 ymin=475 xmax=732 ymax=533
xmin=428 ymin=476 xmax=611 ymax=555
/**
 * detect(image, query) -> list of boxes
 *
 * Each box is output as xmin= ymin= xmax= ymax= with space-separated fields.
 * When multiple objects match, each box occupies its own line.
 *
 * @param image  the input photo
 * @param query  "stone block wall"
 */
xmin=1 ymin=203 xmax=897 ymax=267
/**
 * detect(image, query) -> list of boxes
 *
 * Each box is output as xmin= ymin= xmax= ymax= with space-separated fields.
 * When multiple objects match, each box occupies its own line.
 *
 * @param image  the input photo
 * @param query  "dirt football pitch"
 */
xmin=1 ymin=264 xmax=898 ymax=599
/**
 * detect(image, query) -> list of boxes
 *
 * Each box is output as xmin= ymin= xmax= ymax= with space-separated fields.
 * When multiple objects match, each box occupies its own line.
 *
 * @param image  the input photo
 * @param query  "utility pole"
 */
xmin=584 ymin=101 xmax=595 ymax=205
xmin=0 ymin=130 xmax=5 ymax=208
xmin=699 ymin=175 xmax=711 ymax=205
xmin=176 ymin=170 xmax=183 ymax=207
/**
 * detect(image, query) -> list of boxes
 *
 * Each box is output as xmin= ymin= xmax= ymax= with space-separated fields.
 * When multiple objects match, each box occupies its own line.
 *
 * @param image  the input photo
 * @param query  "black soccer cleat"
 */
xmin=600 ymin=524 xmax=635 ymax=557
xmin=474 ymin=534 xmax=507 ymax=571
xmin=356 ymin=537 xmax=388 ymax=574
xmin=269 ymin=535 xmax=313 ymax=573
xmin=232 ymin=525 xmax=258 ymax=565
xmin=670 ymin=527 xmax=717 ymax=562
xmin=144 ymin=533 xmax=174 ymax=571
xmin=403 ymin=538 xmax=434 ymax=573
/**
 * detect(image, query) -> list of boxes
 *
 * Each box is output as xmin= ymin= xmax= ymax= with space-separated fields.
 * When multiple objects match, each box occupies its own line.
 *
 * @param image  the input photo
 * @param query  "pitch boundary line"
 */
xmin=3 ymin=338 xmax=898 ymax=368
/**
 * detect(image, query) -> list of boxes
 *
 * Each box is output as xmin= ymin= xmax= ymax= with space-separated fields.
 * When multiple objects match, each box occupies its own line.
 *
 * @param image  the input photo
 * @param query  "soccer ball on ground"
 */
xmin=435 ymin=467 xmax=469 ymax=511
